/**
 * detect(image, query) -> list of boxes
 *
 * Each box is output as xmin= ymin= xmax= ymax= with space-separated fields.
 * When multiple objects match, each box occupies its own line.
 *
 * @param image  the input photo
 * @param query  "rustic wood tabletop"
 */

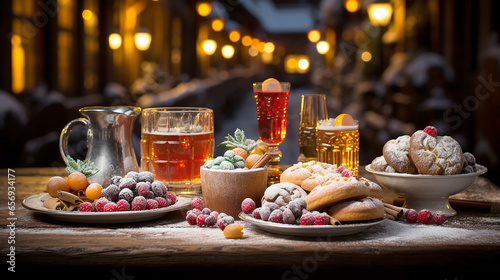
xmin=2 ymin=167 xmax=500 ymax=279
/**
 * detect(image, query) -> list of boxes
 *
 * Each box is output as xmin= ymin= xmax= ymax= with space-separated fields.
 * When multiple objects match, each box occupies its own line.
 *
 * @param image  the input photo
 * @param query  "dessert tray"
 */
xmin=22 ymin=194 xmax=191 ymax=223
xmin=239 ymin=212 xmax=384 ymax=237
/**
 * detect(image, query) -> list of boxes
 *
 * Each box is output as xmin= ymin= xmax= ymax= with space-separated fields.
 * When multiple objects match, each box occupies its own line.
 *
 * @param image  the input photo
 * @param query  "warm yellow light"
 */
xmin=211 ymin=19 xmax=224 ymax=32
xmin=82 ymin=9 xmax=93 ymax=20
xmin=367 ymin=3 xmax=393 ymax=26
xmin=261 ymin=52 xmax=273 ymax=64
xmin=361 ymin=51 xmax=372 ymax=62
xmin=241 ymin=35 xmax=252 ymax=46
xmin=285 ymin=57 xmax=297 ymax=72
xmin=257 ymin=42 xmax=266 ymax=53
xmin=134 ymin=32 xmax=152 ymax=51
xmin=197 ymin=2 xmax=212 ymax=17
xmin=108 ymin=33 xmax=122 ymax=50
xmin=229 ymin=30 xmax=240 ymax=42
xmin=263 ymin=42 xmax=275 ymax=53
xmin=221 ymin=45 xmax=235 ymax=59
xmin=298 ymin=58 xmax=309 ymax=70
xmin=344 ymin=0 xmax=361 ymax=13
xmin=307 ymin=30 xmax=321 ymax=43
xmin=202 ymin=39 xmax=217 ymax=55
xmin=251 ymin=38 xmax=260 ymax=47
xmin=248 ymin=47 xmax=258 ymax=57
xmin=316 ymin=41 xmax=330 ymax=54
xmin=11 ymin=34 xmax=25 ymax=94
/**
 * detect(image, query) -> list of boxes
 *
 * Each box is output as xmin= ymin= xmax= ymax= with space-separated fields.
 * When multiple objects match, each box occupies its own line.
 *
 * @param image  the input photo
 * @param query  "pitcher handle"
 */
xmin=59 ymin=118 xmax=89 ymax=166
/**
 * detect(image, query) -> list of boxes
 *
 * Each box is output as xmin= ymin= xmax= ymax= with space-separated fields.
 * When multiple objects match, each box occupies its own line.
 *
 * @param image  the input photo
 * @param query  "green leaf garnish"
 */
xmin=65 ymin=155 xmax=99 ymax=178
xmin=217 ymin=128 xmax=257 ymax=154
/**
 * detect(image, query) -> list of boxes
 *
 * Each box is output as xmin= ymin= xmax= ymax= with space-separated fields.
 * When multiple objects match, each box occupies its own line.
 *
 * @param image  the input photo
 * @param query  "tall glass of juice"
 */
xmin=253 ymin=80 xmax=290 ymax=163
xmin=141 ymin=108 xmax=214 ymax=195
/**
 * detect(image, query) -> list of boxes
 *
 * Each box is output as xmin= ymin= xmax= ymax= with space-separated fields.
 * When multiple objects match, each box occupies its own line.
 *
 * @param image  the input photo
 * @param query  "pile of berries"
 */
xmin=242 ymin=197 xmax=331 ymax=226
xmin=185 ymin=198 xmax=235 ymax=230
xmin=203 ymin=150 xmax=247 ymax=170
xmin=78 ymin=171 xmax=177 ymax=212
xmin=405 ymin=209 xmax=447 ymax=225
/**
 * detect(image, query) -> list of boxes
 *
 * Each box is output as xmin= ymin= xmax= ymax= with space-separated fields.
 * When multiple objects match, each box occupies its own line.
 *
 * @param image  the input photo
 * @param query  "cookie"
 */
xmin=328 ymin=197 xmax=384 ymax=222
xmin=409 ymin=130 xmax=464 ymax=175
xmin=369 ymin=156 xmax=396 ymax=173
xmin=383 ymin=135 xmax=418 ymax=174
xmin=305 ymin=177 xmax=369 ymax=211
xmin=262 ymin=182 xmax=308 ymax=207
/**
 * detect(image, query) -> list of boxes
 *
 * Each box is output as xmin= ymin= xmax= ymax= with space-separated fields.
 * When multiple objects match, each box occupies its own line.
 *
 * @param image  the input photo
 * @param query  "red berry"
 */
xmin=268 ymin=209 xmax=283 ymax=223
xmin=131 ymin=196 xmax=147 ymax=211
xmin=241 ymin=198 xmax=256 ymax=214
xmin=103 ymin=202 xmax=117 ymax=212
xmin=417 ymin=209 xmax=433 ymax=223
xmin=217 ymin=216 xmax=234 ymax=230
xmin=423 ymin=126 xmax=437 ymax=137
xmin=166 ymin=193 xmax=177 ymax=205
xmin=79 ymin=202 xmax=93 ymax=212
xmin=154 ymin=197 xmax=168 ymax=208
xmin=146 ymin=199 xmax=158 ymax=210
xmin=191 ymin=198 xmax=204 ymax=210
xmin=202 ymin=207 xmax=212 ymax=215
xmin=186 ymin=212 xmax=198 ymax=225
xmin=136 ymin=183 xmax=152 ymax=197
xmin=204 ymin=215 xmax=217 ymax=227
xmin=210 ymin=211 xmax=219 ymax=219
xmin=116 ymin=199 xmax=130 ymax=211
xmin=433 ymin=211 xmax=447 ymax=225
xmin=95 ymin=197 xmax=109 ymax=212
xmin=314 ymin=214 xmax=330 ymax=225
xmin=196 ymin=214 xmax=209 ymax=227
xmin=405 ymin=209 xmax=418 ymax=223
xmin=300 ymin=213 xmax=315 ymax=225
xmin=337 ymin=166 xmax=346 ymax=174
xmin=341 ymin=169 xmax=354 ymax=178
xmin=252 ymin=208 xmax=261 ymax=219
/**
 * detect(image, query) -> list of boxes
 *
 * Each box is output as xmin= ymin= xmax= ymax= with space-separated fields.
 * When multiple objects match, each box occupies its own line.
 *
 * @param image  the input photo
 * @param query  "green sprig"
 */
xmin=65 ymin=155 xmax=99 ymax=178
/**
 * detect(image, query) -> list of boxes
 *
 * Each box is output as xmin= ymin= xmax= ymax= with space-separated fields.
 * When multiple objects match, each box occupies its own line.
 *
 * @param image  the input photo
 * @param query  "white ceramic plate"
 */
xmin=239 ymin=212 xmax=384 ymax=237
xmin=365 ymin=164 xmax=487 ymax=216
xmin=22 ymin=194 xmax=191 ymax=223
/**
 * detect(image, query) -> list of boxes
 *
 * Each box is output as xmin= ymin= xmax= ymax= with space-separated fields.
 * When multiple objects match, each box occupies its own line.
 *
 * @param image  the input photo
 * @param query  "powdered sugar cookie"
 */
xmin=305 ymin=177 xmax=369 ymax=211
xmin=383 ymin=135 xmax=418 ymax=174
xmin=409 ymin=130 xmax=464 ymax=175
xmin=280 ymin=161 xmax=333 ymax=186
xmin=328 ymin=197 xmax=384 ymax=222
xmin=369 ymin=156 xmax=396 ymax=173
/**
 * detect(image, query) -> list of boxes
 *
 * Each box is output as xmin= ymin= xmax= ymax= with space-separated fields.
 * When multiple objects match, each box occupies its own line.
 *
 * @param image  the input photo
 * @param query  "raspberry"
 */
xmin=95 ymin=197 xmax=109 ymax=212
xmin=433 ymin=211 xmax=447 ymax=225
xmin=337 ymin=166 xmax=346 ymax=174
xmin=154 ymin=197 xmax=168 ymax=208
xmin=125 ymin=171 xmax=139 ymax=182
xmin=186 ymin=212 xmax=198 ymax=225
xmin=146 ymin=199 xmax=158 ymax=210
xmin=138 ymin=172 xmax=154 ymax=183
xmin=103 ymin=202 xmax=117 ymax=212
xmin=259 ymin=207 xmax=271 ymax=221
xmin=217 ymin=216 xmax=235 ymax=230
xmin=202 ymin=207 xmax=212 ymax=215
xmin=166 ymin=193 xmax=177 ymax=205
xmin=252 ymin=208 xmax=261 ymax=219
xmin=196 ymin=214 xmax=209 ymax=227
xmin=131 ymin=196 xmax=147 ymax=211
xmin=268 ymin=209 xmax=283 ymax=223
xmin=118 ymin=188 xmax=134 ymax=203
xmin=405 ymin=209 xmax=418 ymax=223
xmin=417 ymin=209 xmax=433 ymax=223
xmin=283 ymin=208 xmax=296 ymax=224
xmin=79 ymin=202 xmax=93 ymax=212
xmin=119 ymin=177 xmax=136 ymax=190
xmin=341 ymin=168 xmax=354 ymax=178
xmin=187 ymin=208 xmax=202 ymax=217
xmin=314 ymin=213 xmax=330 ymax=225
xmin=300 ymin=213 xmax=315 ymax=225
xmin=136 ymin=182 xmax=152 ymax=197
xmin=151 ymin=181 xmax=167 ymax=197
xmin=191 ymin=197 xmax=204 ymax=210
xmin=210 ymin=211 xmax=219 ymax=219
xmin=101 ymin=184 xmax=120 ymax=202
xmin=423 ymin=126 xmax=437 ymax=137
xmin=217 ymin=213 xmax=228 ymax=221
xmin=116 ymin=199 xmax=130 ymax=211
xmin=241 ymin=198 xmax=256 ymax=214
xmin=204 ymin=215 xmax=217 ymax=227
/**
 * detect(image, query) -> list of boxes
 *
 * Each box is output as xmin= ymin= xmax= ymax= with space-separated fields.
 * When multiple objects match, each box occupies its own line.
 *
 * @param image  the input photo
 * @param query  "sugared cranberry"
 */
xmin=417 ymin=209 xmax=433 ymax=223
xmin=423 ymin=126 xmax=437 ymax=137
xmin=433 ymin=211 xmax=447 ymax=225
xmin=405 ymin=209 xmax=418 ymax=223
xmin=191 ymin=198 xmax=204 ymax=210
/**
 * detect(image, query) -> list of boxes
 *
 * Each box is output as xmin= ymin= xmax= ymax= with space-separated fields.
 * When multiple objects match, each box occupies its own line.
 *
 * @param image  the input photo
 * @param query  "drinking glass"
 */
xmin=298 ymin=94 xmax=328 ymax=162
xmin=316 ymin=118 xmax=360 ymax=175
xmin=253 ymin=82 xmax=290 ymax=163
xmin=141 ymin=107 xmax=214 ymax=195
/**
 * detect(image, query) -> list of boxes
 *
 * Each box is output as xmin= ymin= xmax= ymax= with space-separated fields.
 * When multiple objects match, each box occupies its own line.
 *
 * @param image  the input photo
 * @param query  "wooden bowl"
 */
xmin=200 ymin=167 xmax=268 ymax=218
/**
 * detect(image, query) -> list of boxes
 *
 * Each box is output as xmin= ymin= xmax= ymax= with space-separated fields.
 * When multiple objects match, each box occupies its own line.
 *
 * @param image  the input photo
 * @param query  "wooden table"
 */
xmin=2 ymin=167 xmax=500 ymax=279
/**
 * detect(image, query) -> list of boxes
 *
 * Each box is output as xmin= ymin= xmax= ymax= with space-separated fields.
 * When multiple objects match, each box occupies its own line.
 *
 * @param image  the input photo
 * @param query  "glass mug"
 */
xmin=141 ymin=108 xmax=214 ymax=195
xmin=316 ymin=118 xmax=360 ymax=175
